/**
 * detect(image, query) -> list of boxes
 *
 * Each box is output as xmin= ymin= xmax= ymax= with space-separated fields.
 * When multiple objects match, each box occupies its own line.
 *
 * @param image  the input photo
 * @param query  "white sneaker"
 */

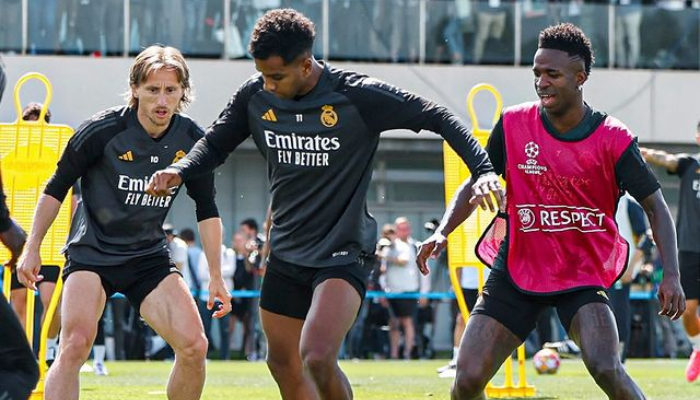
xmin=437 ymin=359 xmax=457 ymax=374
xmin=79 ymin=363 xmax=94 ymax=373
xmin=438 ymin=368 xmax=457 ymax=379
xmin=93 ymin=362 xmax=109 ymax=376
xmin=46 ymin=346 xmax=57 ymax=367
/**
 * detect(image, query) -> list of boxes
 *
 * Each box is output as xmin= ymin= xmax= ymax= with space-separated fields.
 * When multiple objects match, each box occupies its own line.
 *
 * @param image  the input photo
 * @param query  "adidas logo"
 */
xmin=118 ymin=151 xmax=134 ymax=161
xmin=261 ymin=109 xmax=277 ymax=122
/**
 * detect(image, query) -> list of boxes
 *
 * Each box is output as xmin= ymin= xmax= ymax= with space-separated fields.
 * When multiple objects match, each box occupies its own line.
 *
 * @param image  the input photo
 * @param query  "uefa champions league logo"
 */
xmin=525 ymin=142 xmax=539 ymax=165
xmin=518 ymin=208 xmax=536 ymax=229
xmin=518 ymin=141 xmax=548 ymax=175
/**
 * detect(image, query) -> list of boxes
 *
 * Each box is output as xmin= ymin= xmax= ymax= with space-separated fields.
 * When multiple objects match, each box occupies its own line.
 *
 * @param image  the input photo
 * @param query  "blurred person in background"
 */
xmin=228 ymin=232 xmax=257 ymax=360
xmin=642 ymin=129 xmax=700 ymax=382
xmin=384 ymin=217 xmax=430 ymax=359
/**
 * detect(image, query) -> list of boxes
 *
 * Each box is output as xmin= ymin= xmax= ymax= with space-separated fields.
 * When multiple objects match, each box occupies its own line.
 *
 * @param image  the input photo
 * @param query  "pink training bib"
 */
xmin=478 ymin=103 xmax=632 ymax=293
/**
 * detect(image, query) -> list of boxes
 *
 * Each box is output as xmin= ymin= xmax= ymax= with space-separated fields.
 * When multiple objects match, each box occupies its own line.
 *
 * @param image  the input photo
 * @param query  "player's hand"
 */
xmin=207 ymin=278 xmax=232 ymax=319
xmin=416 ymin=232 xmax=448 ymax=276
xmin=16 ymin=247 xmax=43 ymax=291
xmin=146 ymin=168 xmax=182 ymax=197
xmin=0 ymin=220 xmax=27 ymax=268
xmin=470 ymin=172 xmax=504 ymax=213
xmin=657 ymin=274 xmax=685 ymax=320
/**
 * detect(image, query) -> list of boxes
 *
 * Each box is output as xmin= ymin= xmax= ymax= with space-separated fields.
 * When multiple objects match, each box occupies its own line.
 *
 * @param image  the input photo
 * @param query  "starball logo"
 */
xmin=518 ymin=141 xmax=548 ymax=175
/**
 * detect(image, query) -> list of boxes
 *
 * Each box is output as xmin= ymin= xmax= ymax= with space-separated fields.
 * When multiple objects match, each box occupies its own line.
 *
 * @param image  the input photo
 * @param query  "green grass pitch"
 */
xmin=71 ymin=359 xmax=695 ymax=399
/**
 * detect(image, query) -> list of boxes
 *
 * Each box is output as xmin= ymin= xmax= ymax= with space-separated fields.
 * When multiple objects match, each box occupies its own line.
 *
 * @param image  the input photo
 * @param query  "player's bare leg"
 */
xmin=11 ymin=280 xmax=61 ymax=336
xmin=45 ymin=272 xmax=106 ymax=400
xmin=10 ymin=287 xmax=28 ymax=329
xmin=681 ymin=299 xmax=700 ymax=381
xmin=682 ymin=300 xmax=700 ymax=336
xmin=300 ymin=279 xmax=363 ymax=400
xmin=140 ymin=274 xmax=208 ymax=400
xmin=569 ymin=303 xmax=645 ymax=399
xmin=261 ymin=309 xmax=319 ymax=400
xmin=39 ymin=281 xmax=61 ymax=338
xmin=451 ymin=314 xmax=521 ymax=400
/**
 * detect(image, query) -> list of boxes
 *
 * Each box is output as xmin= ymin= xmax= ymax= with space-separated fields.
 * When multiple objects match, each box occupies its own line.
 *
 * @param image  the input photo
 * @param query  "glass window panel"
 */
xmin=328 ymin=0 xmax=420 ymax=62
xmin=0 ymin=0 xmax=22 ymax=53
xmin=471 ymin=0 xmax=516 ymax=65
xmin=286 ymin=0 xmax=325 ymax=57
xmin=638 ymin=5 xmax=699 ymax=70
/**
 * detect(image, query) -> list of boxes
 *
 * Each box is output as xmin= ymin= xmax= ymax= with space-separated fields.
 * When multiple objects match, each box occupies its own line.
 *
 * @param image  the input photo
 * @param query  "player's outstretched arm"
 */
xmin=198 ymin=217 xmax=232 ymax=318
xmin=640 ymin=189 xmax=686 ymax=320
xmin=640 ymin=147 xmax=680 ymax=173
xmin=16 ymin=194 xmax=63 ymax=291
xmin=417 ymin=177 xmax=482 ymax=276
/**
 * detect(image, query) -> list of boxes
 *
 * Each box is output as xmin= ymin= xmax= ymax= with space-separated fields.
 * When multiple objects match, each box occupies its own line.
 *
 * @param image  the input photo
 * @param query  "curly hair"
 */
xmin=538 ymin=23 xmax=595 ymax=76
xmin=125 ymin=45 xmax=193 ymax=112
xmin=249 ymin=9 xmax=315 ymax=64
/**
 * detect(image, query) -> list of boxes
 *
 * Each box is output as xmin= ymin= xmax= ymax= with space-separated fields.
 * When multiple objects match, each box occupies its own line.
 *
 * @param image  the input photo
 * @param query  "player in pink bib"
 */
xmin=419 ymin=24 xmax=685 ymax=400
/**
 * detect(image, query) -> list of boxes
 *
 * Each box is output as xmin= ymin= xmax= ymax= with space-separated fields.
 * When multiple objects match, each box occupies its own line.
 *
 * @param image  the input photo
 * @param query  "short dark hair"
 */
xmin=240 ymin=218 xmax=259 ymax=232
xmin=248 ymin=8 xmax=315 ymax=64
xmin=179 ymin=228 xmax=195 ymax=242
xmin=538 ymin=23 xmax=594 ymax=76
xmin=22 ymin=102 xmax=51 ymax=123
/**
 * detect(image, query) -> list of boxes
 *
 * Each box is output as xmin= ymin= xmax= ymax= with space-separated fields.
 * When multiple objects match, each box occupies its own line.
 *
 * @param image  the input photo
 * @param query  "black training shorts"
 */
xmin=11 ymin=265 xmax=61 ymax=290
xmin=679 ymin=251 xmax=700 ymax=300
xmin=471 ymin=269 xmax=611 ymax=342
xmin=63 ymin=253 xmax=179 ymax=314
xmin=260 ymin=253 xmax=373 ymax=320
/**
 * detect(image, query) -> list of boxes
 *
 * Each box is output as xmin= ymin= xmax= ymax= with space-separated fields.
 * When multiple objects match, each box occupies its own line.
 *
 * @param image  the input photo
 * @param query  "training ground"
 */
xmin=73 ymin=359 xmax=694 ymax=399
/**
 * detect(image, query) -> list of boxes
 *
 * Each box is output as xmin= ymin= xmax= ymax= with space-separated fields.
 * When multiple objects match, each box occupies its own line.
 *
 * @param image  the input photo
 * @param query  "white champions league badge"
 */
xmin=518 ymin=141 xmax=548 ymax=175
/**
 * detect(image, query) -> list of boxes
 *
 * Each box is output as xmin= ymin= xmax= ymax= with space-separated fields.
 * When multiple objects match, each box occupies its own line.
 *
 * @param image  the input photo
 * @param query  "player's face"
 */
xmin=232 ymin=233 xmax=246 ymax=251
xmin=532 ymin=48 xmax=586 ymax=116
xmin=255 ymin=55 xmax=313 ymax=100
xmin=132 ymin=68 xmax=183 ymax=135
xmin=695 ymin=130 xmax=700 ymax=146
xmin=395 ymin=221 xmax=411 ymax=240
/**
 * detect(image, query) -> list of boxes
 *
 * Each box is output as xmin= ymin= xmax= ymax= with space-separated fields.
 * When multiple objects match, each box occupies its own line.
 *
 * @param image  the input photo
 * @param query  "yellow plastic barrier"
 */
xmin=0 ymin=72 xmax=74 ymax=400
xmin=443 ymin=83 xmax=535 ymax=398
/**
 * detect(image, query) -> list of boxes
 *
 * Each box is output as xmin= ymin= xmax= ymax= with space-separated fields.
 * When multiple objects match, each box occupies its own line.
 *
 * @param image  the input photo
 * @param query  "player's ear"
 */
xmin=301 ymin=56 xmax=313 ymax=77
xmin=130 ymin=85 xmax=138 ymax=99
xmin=576 ymin=71 xmax=587 ymax=89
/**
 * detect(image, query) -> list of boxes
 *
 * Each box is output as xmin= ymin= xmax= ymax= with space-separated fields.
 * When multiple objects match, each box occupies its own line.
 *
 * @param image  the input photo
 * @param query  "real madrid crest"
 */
xmin=172 ymin=150 xmax=186 ymax=163
xmin=320 ymin=105 xmax=338 ymax=128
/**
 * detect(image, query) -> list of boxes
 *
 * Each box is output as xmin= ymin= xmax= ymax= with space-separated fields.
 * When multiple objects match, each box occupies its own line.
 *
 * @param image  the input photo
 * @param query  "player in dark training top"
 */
xmin=419 ymin=24 xmax=685 ymax=399
xmin=642 ymin=132 xmax=700 ymax=382
xmin=148 ymin=9 xmax=503 ymax=400
xmin=0 ymin=55 xmax=39 ymax=400
xmin=16 ymin=46 xmax=232 ymax=400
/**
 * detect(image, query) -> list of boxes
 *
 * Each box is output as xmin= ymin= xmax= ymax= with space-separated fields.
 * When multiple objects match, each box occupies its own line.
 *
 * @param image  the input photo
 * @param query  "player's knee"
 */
xmin=175 ymin=333 xmax=208 ymax=362
xmin=61 ymin=330 xmax=94 ymax=363
xmin=587 ymin=357 xmax=624 ymax=384
xmin=452 ymin=368 xmax=489 ymax=399
xmin=301 ymin=345 xmax=336 ymax=377
xmin=266 ymin=354 xmax=302 ymax=381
